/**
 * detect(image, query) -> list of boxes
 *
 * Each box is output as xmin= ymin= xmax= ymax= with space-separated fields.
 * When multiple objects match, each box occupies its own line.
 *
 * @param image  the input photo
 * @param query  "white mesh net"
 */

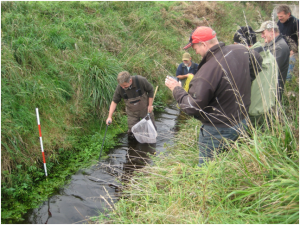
xmin=131 ymin=115 xmax=157 ymax=143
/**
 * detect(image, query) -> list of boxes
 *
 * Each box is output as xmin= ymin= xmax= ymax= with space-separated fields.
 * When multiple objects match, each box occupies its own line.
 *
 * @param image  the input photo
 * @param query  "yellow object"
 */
xmin=183 ymin=74 xmax=194 ymax=92
xmin=177 ymin=74 xmax=194 ymax=109
xmin=153 ymin=86 xmax=158 ymax=101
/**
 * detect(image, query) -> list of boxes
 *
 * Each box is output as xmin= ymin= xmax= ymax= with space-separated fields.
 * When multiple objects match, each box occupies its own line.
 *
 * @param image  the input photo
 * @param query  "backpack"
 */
xmin=249 ymin=42 xmax=278 ymax=116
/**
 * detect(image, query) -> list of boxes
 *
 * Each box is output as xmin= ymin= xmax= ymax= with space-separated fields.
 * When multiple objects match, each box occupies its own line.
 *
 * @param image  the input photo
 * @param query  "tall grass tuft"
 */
xmin=79 ymin=52 xmax=123 ymax=115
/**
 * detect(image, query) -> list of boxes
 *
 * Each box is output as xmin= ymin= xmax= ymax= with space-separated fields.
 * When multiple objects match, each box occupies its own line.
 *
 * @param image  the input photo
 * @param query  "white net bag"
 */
xmin=131 ymin=114 xmax=157 ymax=143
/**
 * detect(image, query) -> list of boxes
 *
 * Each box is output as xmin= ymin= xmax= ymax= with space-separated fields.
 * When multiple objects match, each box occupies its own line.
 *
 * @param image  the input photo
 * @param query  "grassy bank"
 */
xmin=2 ymin=1 xmax=296 ymax=223
xmin=1 ymin=115 xmax=128 ymax=223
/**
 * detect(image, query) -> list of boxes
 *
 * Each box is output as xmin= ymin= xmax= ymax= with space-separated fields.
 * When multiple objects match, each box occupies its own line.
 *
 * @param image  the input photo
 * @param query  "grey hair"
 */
xmin=276 ymin=4 xmax=292 ymax=15
xmin=117 ymin=71 xmax=131 ymax=84
xmin=206 ymin=36 xmax=218 ymax=45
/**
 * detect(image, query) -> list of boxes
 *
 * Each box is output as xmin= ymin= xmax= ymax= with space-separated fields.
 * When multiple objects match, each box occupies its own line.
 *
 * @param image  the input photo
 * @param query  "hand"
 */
xmin=106 ymin=118 xmax=112 ymax=125
xmin=165 ymin=76 xmax=181 ymax=91
xmin=148 ymin=105 xmax=153 ymax=113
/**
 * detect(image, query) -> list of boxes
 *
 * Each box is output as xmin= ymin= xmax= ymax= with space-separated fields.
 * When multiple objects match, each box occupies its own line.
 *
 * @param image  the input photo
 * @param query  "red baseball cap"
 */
xmin=183 ymin=26 xmax=217 ymax=50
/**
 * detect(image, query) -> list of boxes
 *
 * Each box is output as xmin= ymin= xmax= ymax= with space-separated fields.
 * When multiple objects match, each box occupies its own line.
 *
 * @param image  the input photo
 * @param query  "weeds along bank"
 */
xmin=0 ymin=1 xmax=289 ymax=223
xmin=1 ymin=1 xmax=195 ymax=175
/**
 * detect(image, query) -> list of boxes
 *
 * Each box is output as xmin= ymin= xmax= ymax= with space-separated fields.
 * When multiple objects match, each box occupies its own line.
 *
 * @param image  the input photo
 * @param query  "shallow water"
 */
xmin=23 ymin=104 xmax=181 ymax=224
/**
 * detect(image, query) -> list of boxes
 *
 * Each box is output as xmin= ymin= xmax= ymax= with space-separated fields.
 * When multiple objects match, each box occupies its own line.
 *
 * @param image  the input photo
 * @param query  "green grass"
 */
xmin=2 ymin=0 xmax=190 ymax=181
xmin=1 ymin=115 xmax=128 ymax=224
xmin=96 ymin=83 xmax=299 ymax=223
xmin=2 ymin=1 xmax=297 ymax=223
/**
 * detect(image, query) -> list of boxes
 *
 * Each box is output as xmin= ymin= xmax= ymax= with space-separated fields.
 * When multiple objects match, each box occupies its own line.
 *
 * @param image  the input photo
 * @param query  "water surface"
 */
xmin=23 ymin=104 xmax=181 ymax=224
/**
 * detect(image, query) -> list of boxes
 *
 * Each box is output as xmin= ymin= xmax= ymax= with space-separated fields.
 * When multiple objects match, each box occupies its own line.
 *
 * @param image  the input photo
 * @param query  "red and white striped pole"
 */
xmin=36 ymin=108 xmax=48 ymax=177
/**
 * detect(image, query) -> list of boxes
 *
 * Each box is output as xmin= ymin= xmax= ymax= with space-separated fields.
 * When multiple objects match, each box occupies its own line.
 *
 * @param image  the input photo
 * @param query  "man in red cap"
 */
xmin=165 ymin=26 xmax=257 ymax=166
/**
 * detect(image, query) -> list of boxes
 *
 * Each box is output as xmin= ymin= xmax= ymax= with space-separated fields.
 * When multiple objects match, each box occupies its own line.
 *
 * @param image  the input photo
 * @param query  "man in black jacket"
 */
xmin=165 ymin=26 xmax=261 ymax=166
xmin=276 ymin=4 xmax=299 ymax=80
xmin=255 ymin=21 xmax=290 ymax=101
xmin=276 ymin=4 xmax=299 ymax=48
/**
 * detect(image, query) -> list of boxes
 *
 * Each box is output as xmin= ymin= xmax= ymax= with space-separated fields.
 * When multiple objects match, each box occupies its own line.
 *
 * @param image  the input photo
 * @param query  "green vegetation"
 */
xmin=92 ymin=1 xmax=298 ymax=224
xmin=1 ymin=1 xmax=185 ymax=222
xmin=1 ymin=1 xmax=298 ymax=224
xmin=99 ymin=108 xmax=298 ymax=223
xmin=1 ymin=115 xmax=127 ymax=223
xmin=95 ymin=55 xmax=299 ymax=224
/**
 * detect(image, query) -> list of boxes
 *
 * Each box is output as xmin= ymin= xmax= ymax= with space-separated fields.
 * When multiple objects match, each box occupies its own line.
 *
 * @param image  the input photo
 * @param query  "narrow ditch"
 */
xmin=23 ymin=103 xmax=183 ymax=224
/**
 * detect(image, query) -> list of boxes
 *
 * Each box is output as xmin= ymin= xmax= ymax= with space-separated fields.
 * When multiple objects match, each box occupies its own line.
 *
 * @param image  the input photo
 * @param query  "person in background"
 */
xmin=255 ymin=21 xmax=290 ymax=102
xmin=106 ymin=71 xmax=156 ymax=139
xmin=234 ymin=26 xmax=279 ymax=126
xmin=233 ymin=25 xmax=257 ymax=46
xmin=165 ymin=26 xmax=252 ymax=166
xmin=233 ymin=25 xmax=263 ymax=83
xmin=276 ymin=4 xmax=299 ymax=80
xmin=176 ymin=52 xmax=199 ymax=89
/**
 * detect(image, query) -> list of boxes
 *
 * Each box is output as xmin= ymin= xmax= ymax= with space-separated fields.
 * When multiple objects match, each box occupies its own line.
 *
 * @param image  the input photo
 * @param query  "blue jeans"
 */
xmin=198 ymin=119 xmax=247 ymax=166
xmin=286 ymin=54 xmax=296 ymax=81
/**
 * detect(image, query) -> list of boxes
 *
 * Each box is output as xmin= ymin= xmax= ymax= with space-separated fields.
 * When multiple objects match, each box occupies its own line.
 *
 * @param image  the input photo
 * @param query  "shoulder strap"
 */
xmin=254 ymin=46 xmax=264 ymax=53
xmin=192 ymin=62 xmax=196 ymax=73
xmin=135 ymin=76 xmax=142 ymax=97
xmin=182 ymin=63 xmax=184 ymax=75
xmin=121 ymin=87 xmax=128 ymax=99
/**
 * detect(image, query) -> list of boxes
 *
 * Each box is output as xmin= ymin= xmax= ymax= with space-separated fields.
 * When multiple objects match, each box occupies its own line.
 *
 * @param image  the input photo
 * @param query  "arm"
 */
xmin=176 ymin=63 xmax=187 ymax=80
xmin=172 ymin=76 xmax=213 ymax=116
xmin=141 ymin=76 xmax=154 ymax=98
xmin=165 ymin=75 xmax=213 ymax=116
xmin=177 ymin=74 xmax=190 ymax=80
xmin=106 ymin=101 xmax=117 ymax=125
xmin=139 ymin=76 xmax=154 ymax=113
xmin=148 ymin=97 xmax=153 ymax=113
xmin=291 ymin=17 xmax=299 ymax=54
xmin=274 ymin=43 xmax=289 ymax=72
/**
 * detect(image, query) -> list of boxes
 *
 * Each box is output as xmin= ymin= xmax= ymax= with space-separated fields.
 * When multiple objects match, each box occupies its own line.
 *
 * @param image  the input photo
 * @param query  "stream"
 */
xmin=23 ymin=103 xmax=182 ymax=224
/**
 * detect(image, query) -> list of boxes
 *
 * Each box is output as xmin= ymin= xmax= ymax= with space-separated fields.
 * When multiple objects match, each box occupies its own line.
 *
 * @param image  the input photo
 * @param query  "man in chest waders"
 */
xmin=106 ymin=71 xmax=156 ymax=139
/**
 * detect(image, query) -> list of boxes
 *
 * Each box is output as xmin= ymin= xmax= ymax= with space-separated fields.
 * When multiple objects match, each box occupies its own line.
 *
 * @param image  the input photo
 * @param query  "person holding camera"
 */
xmin=165 ymin=26 xmax=254 ymax=166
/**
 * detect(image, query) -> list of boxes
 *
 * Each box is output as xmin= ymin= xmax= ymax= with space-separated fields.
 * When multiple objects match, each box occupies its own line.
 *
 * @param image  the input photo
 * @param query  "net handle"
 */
xmin=153 ymin=86 xmax=158 ymax=102
xmin=148 ymin=86 xmax=158 ymax=117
